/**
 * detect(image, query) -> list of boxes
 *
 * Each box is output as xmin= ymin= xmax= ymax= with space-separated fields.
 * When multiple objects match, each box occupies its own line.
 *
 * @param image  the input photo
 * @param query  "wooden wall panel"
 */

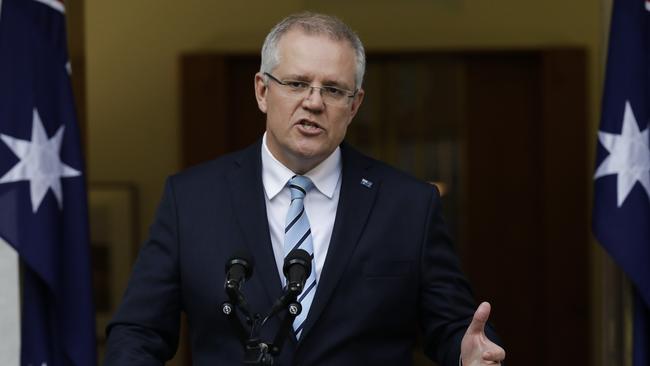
xmin=465 ymin=53 xmax=547 ymax=364
xmin=180 ymin=54 xmax=263 ymax=168
xmin=464 ymin=50 xmax=589 ymax=365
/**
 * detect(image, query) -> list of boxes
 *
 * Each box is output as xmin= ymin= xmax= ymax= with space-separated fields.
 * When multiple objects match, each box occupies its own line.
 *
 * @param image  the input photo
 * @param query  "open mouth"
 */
xmin=297 ymin=119 xmax=322 ymax=131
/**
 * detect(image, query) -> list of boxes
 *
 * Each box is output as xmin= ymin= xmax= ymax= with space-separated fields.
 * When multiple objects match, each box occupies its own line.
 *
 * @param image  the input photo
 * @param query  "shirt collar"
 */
xmin=261 ymin=132 xmax=342 ymax=200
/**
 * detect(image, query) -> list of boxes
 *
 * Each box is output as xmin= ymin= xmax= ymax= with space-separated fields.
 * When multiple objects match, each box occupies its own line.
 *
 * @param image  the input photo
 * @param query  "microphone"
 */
xmin=283 ymin=249 xmax=312 ymax=295
xmin=225 ymin=251 xmax=254 ymax=292
xmin=224 ymin=251 xmax=254 ymax=315
xmin=262 ymin=249 xmax=313 ymax=323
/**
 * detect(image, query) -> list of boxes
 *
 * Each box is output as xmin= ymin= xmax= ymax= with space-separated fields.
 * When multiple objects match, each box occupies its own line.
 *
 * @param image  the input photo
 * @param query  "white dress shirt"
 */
xmin=261 ymin=133 xmax=342 ymax=284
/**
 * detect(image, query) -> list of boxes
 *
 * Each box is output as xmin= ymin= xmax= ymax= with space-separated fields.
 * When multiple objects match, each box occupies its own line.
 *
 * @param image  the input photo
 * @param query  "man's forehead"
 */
xmin=271 ymin=29 xmax=358 ymax=88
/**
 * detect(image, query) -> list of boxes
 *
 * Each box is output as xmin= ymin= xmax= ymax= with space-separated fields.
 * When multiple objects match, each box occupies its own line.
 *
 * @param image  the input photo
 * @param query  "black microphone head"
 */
xmin=225 ymin=250 xmax=254 ymax=280
xmin=283 ymin=249 xmax=312 ymax=279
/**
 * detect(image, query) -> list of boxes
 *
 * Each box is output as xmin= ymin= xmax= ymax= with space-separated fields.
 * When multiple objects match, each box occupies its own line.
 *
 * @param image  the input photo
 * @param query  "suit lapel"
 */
xmin=226 ymin=141 xmax=284 ymax=306
xmin=297 ymin=144 xmax=379 ymax=341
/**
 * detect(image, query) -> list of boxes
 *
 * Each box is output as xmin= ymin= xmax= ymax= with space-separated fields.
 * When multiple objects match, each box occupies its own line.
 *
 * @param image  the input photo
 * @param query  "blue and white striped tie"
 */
xmin=284 ymin=175 xmax=318 ymax=339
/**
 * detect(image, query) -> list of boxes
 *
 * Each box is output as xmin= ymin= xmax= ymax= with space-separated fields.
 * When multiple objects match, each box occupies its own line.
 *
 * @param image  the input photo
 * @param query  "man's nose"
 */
xmin=302 ymin=87 xmax=325 ymax=110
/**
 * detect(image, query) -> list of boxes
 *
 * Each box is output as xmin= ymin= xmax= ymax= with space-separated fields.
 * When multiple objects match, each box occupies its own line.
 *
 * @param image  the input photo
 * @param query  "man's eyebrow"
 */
xmin=282 ymin=74 xmax=353 ymax=89
xmin=320 ymin=78 xmax=354 ymax=91
xmin=282 ymin=74 xmax=311 ymax=82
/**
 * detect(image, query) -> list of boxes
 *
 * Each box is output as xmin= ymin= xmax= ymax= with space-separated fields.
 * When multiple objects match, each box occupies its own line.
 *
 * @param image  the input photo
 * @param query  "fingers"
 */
xmin=466 ymin=301 xmax=491 ymax=335
xmin=483 ymin=346 xmax=506 ymax=362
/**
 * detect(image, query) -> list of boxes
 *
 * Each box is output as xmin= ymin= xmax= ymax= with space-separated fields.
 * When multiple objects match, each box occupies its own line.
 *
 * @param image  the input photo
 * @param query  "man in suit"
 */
xmin=105 ymin=12 xmax=506 ymax=366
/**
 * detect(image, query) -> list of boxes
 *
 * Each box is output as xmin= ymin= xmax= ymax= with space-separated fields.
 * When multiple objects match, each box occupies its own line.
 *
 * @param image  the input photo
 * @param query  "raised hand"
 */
xmin=460 ymin=302 xmax=506 ymax=365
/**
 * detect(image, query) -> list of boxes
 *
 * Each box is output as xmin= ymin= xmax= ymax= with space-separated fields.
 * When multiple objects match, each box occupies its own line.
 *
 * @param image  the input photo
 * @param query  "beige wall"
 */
xmin=85 ymin=1 xmax=606 ymax=363
xmin=86 ymin=0 xmax=604 ymax=241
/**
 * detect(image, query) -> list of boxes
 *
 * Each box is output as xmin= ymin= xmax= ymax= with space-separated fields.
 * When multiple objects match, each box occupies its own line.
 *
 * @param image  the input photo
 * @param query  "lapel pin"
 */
xmin=360 ymin=178 xmax=373 ymax=188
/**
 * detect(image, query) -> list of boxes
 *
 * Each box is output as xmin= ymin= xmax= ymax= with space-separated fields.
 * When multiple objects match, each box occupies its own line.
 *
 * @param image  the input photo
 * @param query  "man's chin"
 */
xmin=287 ymin=147 xmax=330 ymax=171
xmin=291 ymin=143 xmax=326 ymax=159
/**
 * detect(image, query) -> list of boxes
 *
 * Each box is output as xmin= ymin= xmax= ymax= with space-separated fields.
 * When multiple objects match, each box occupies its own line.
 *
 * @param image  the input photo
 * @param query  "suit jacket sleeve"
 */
xmin=104 ymin=178 xmax=181 ymax=365
xmin=419 ymin=186 xmax=500 ymax=365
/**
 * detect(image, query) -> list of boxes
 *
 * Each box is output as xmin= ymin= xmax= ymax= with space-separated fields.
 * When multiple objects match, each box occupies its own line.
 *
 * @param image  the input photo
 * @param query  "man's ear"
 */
xmin=254 ymin=73 xmax=268 ymax=113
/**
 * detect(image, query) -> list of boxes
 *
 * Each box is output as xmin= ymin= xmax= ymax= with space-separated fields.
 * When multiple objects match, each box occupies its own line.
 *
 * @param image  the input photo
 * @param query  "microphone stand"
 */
xmin=221 ymin=285 xmax=252 ymax=347
xmin=221 ymin=285 xmax=303 ymax=365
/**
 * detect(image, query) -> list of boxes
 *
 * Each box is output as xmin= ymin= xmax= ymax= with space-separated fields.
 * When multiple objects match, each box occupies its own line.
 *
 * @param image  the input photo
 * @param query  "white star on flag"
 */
xmin=594 ymin=101 xmax=650 ymax=207
xmin=0 ymin=108 xmax=81 ymax=212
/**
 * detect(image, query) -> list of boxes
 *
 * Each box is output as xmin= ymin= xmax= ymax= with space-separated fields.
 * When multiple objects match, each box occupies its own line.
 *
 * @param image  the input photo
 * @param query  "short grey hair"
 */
xmin=260 ymin=12 xmax=366 ymax=90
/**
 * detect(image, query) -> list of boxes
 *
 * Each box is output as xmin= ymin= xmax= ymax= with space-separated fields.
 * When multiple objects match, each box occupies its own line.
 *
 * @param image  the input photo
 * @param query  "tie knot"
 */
xmin=288 ymin=175 xmax=313 ymax=200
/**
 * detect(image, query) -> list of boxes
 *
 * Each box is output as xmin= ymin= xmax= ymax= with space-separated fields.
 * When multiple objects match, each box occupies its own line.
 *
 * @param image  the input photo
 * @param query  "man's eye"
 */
xmin=286 ymin=81 xmax=309 ymax=89
xmin=323 ymin=87 xmax=345 ymax=97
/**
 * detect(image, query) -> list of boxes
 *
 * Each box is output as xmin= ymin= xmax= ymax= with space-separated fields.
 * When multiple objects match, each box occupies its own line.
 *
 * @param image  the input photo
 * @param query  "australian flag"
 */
xmin=0 ymin=0 xmax=96 ymax=365
xmin=593 ymin=0 xmax=650 ymax=365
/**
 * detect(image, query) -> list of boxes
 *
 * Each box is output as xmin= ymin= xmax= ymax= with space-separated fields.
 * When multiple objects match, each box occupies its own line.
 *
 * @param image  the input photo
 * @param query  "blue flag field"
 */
xmin=0 ymin=0 xmax=97 ymax=365
xmin=593 ymin=0 xmax=650 ymax=365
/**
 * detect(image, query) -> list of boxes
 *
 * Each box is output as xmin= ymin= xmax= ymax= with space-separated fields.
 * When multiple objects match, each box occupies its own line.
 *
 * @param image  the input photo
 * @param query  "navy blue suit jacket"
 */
xmin=104 ymin=141 xmax=486 ymax=366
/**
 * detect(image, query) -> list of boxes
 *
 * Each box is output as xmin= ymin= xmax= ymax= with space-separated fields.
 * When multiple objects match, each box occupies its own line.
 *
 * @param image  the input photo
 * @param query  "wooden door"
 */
xmin=179 ymin=49 xmax=590 ymax=366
